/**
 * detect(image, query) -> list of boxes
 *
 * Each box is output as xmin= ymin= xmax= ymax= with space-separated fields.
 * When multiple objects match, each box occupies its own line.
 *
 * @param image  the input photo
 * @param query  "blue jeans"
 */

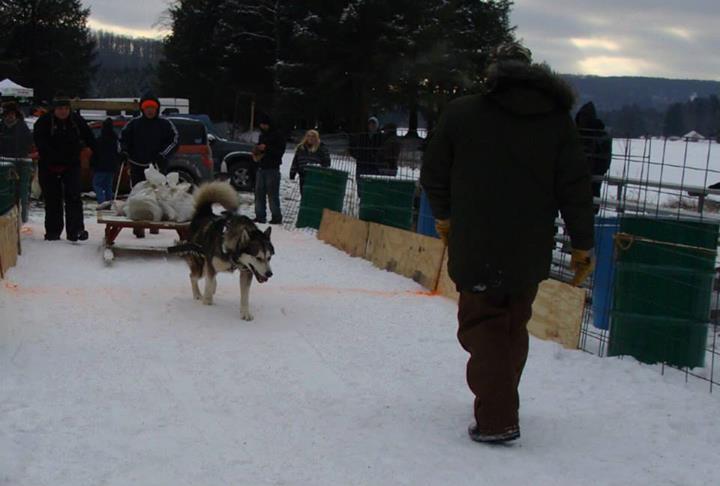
xmin=255 ymin=168 xmax=282 ymax=222
xmin=93 ymin=171 xmax=115 ymax=203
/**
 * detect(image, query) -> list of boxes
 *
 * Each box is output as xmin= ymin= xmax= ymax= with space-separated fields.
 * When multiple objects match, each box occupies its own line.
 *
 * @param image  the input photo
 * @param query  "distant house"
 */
xmin=683 ymin=130 xmax=706 ymax=142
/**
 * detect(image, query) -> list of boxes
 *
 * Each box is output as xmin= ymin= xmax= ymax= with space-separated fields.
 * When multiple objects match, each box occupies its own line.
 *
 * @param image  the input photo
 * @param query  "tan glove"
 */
xmin=570 ymin=249 xmax=595 ymax=287
xmin=435 ymin=219 xmax=450 ymax=245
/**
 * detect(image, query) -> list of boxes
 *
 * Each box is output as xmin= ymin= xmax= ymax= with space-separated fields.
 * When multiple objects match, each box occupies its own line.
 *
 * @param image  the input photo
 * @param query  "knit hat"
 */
xmin=52 ymin=93 xmax=72 ymax=108
xmin=1 ymin=101 xmax=21 ymax=118
xmin=256 ymin=112 xmax=272 ymax=126
xmin=139 ymin=93 xmax=161 ymax=111
xmin=492 ymin=42 xmax=532 ymax=64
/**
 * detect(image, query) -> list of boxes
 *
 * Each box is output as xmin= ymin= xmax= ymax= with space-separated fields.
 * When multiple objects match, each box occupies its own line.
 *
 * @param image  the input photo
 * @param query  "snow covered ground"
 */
xmin=2 ymin=201 xmax=720 ymax=485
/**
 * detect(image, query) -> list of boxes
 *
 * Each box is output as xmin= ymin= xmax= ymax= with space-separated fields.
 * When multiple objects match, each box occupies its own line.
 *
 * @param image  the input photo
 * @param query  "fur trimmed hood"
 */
xmin=485 ymin=61 xmax=576 ymax=116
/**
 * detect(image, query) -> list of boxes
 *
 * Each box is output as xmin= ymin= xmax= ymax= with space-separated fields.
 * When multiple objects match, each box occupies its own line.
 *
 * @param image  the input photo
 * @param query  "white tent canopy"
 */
xmin=0 ymin=78 xmax=33 ymax=98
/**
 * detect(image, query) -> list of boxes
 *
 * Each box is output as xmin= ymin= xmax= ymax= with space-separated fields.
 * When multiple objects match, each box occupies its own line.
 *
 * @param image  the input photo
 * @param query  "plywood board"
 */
xmin=529 ymin=279 xmax=586 ymax=349
xmin=365 ymin=222 xmax=446 ymax=290
xmin=0 ymin=205 xmax=19 ymax=278
xmin=435 ymin=248 xmax=459 ymax=300
xmin=317 ymin=210 xmax=369 ymax=258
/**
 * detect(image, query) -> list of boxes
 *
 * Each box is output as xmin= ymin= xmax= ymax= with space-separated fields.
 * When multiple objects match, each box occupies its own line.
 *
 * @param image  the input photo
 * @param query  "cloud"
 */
xmin=87 ymin=18 xmax=169 ymax=39
xmin=82 ymin=0 xmax=720 ymax=79
xmin=84 ymin=0 xmax=169 ymax=38
xmin=512 ymin=0 xmax=720 ymax=79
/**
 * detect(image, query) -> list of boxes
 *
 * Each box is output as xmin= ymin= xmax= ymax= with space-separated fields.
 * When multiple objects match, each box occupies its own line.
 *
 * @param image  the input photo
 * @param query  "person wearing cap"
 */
xmin=575 ymin=102 xmax=612 ymax=214
xmin=0 ymin=101 xmax=32 ymax=158
xmin=120 ymin=94 xmax=179 ymax=237
xmin=420 ymin=42 xmax=595 ymax=443
xmin=33 ymin=94 xmax=96 ymax=242
xmin=349 ymin=116 xmax=383 ymax=197
xmin=253 ymin=113 xmax=285 ymax=224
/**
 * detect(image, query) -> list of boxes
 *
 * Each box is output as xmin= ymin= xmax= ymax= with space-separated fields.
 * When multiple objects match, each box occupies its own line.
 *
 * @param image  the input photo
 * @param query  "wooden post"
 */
xmin=250 ymin=100 xmax=255 ymax=131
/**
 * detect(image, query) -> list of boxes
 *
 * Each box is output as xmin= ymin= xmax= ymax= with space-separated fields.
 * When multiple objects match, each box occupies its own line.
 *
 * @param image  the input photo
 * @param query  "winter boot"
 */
xmin=67 ymin=230 xmax=89 ymax=242
xmin=468 ymin=424 xmax=520 ymax=444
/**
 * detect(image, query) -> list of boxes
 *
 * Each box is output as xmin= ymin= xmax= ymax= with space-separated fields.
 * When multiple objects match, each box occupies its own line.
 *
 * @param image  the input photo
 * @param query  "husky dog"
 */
xmin=168 ymin=182 xmax=274 ymax=320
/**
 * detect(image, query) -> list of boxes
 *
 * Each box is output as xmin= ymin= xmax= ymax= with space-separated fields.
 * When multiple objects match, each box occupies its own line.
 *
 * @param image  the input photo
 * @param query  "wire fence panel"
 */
xmin=281 ymin=132 xmax=720 ymax=392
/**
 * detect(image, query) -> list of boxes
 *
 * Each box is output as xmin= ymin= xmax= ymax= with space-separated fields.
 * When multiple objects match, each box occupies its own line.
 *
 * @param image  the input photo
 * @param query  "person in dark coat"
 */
xmin=119 ymin=93 xmax=178 ymax=185
xmin=420 ymin=42 xmax=595 ymax=443
xmin=253 ymin=113 xmax=285 ymax=224
xmin=120 ymin=93 xmax=178 ymax=237
xmin=92 ymin=118 xmax=119 ymax=204
xmin=575 ymin=102 xmax=612 ymax=214
xmin=349 ymin=116 xmax=383 ymax=197
xmin=33 ymin=94 xmax=97 ymax=241
xmin=378 ymin=122 xmax=401 ymax=176
xmin=0 ymin=101 xmax=32 ymax=158
xmin=289 ymin=129 xmax=331 ymax=195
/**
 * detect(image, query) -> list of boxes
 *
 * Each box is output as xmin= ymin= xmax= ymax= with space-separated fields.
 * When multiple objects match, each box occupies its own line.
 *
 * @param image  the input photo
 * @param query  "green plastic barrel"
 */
xmin=608 ymin=217 xmax=718 ymax=368
xmin=0 ymin=161 xmax=18 ymax=215
xmin=12 ymin=158 xmax=32 ymax=222
xmin=296 ymin=166 xmax=349 ymax=229
xmin=358 ymin=176 xmax=416 ymax=230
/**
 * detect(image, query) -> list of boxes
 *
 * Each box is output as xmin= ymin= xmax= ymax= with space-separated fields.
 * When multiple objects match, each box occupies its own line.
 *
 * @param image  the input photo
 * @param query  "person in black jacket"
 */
xmin=289 ymin=129 xmax=331 ymax=195
xmin=253 ymin=114 xmax=285 ymax=224
xmin=421 ymin=43 xmax=594 ymax=443
xmin=33 ymin=94 xmax=97 ymax=242
xmin=378 ymin=122 xmax=401 ymax=177
xmin=0 ymin=101 xmax=32 ymax=158
xmin=120 ymin=93 xmax=178 ymax=237
xmin=575 ymin=102 xmax=612 ymax=214
xmin=349 ymin=116 xmax=383 ymax=198
xmin=92 ymin=118 xmax=119 ymax=204
xmin=120 ymin=94 xmax=178 ymax=185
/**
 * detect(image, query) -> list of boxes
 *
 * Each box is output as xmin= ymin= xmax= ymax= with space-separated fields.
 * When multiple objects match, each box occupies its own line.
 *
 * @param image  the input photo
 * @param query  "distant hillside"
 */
xmin=90 ymin=31 xmax=163 ymax=98
xmin=564 ymin=75 xmax=720 ymax=112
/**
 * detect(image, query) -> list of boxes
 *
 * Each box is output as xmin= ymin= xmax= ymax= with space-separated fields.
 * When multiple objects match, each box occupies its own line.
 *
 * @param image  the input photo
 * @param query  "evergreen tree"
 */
xmin=0 ymin=0 xmax=96 ymax=101
xmin=158 ymin=0 xmax=229 ymax=118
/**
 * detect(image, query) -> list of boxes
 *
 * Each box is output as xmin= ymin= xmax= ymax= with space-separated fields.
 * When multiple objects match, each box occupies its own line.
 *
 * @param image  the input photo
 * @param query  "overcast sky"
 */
xmin=83 ymin=0 xmax=720 ymax=80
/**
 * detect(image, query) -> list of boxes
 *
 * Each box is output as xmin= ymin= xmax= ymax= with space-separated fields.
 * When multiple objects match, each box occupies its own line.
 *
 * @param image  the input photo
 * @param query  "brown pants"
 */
xmin=457 ymin=286 xmax=538 ymax=434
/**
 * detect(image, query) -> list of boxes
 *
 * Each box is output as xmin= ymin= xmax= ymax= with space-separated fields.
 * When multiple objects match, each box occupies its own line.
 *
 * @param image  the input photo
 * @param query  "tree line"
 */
xmin=157 ymin=0 xmax=515 ymax=132
xmin=599 ymin=95 xmax=720 ymax=140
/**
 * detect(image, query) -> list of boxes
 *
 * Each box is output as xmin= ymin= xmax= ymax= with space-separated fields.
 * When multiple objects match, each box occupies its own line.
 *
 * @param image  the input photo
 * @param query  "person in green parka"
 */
xmin=420 ymin=42 xmax=595 ymax=444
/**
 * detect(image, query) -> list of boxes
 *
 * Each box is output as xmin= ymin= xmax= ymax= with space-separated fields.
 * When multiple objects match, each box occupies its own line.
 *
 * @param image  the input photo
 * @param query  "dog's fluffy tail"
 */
xmin=194 ymin=181 xmax=239 ymax=217
xmin=167 ymin=242 xmax=204 ymax=258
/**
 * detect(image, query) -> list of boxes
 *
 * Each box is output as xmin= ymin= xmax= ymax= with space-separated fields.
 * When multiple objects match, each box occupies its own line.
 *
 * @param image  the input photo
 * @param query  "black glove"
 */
xmin=119 ymin=151 xmax=129 ymax=162
xmin=289 ymin=170 xmax=297 ymax=180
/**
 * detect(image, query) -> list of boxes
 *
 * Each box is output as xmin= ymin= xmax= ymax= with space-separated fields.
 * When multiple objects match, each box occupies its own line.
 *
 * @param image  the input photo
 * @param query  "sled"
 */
xmin=97 ymin=211 xmax=190 ymax=264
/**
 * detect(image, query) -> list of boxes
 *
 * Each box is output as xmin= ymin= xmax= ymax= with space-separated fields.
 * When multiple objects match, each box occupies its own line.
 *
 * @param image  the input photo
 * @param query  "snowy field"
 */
xmin=604 ymin=138 xmax=720 ymax=211
xmin=2 ymin=203 xmax=720 ymax=485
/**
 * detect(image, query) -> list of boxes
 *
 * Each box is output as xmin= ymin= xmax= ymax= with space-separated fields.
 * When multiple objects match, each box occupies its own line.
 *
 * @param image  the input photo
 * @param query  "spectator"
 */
xmin=575 ymin=102 xmax=612 ymax=213
xmin=289 ymin=129 xmax=331 ymax=195
xmin=120 ymin=93 xmax=179 ymax=237
xmin=253 ymin=113 xmax=285 ymax=224
xmin=350 ymin=116 xmax=383 ymax=197
xmin=92 ymin=118 xmax=120 ymax=204
xmin=420 ymin=42 xmax=595 ymax=444
xmin=378 ymin=122 xmax=401 ymax=176
xmin=33 ymin=94 xmax=97 ymax=241
xmin=0 ymin=101 xmax=32 ymax=158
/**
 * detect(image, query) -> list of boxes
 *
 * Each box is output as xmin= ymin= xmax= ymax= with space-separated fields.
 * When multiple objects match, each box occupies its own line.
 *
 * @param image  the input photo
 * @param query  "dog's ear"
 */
xmin=264 ymin=226 xmax=272 ymax=239
xmin=239 ymin=228 xmax=250 ymax=247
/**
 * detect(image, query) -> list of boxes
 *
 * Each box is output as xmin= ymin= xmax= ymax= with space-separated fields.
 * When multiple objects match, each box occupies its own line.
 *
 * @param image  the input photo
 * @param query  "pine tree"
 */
xmin=158 ymin=0 xmax=229 ymax=118
xmin=0 ymin=0 xmax=96 ymax=101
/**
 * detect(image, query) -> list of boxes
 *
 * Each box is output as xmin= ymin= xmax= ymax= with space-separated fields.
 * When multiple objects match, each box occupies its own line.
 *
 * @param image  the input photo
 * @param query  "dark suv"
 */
xmin=209 ymin=133 xmax=256 ymax=192
xmin=181 ymin=115 xmax=257 ymax=192
xmin=86 ymin=116 xmax=214 ymax=192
